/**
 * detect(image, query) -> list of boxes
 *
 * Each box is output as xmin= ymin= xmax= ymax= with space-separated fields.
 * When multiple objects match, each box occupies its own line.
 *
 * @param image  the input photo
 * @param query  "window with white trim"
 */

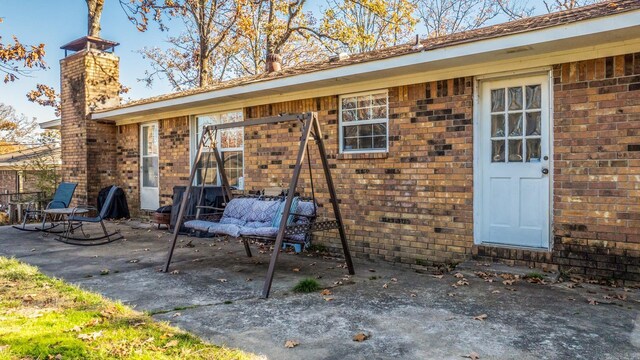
xmin=192 ymin=110 xmax=244 ymax=189
xmin=339 ymin=90 xmax=388 ymax=153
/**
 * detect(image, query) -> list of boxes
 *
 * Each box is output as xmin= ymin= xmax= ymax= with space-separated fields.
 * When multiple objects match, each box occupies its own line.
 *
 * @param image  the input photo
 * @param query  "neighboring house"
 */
xmin=58 ymin=1 xmax=640 ymax=282
xmin=0 ymin=144 xmax=61 ymax=206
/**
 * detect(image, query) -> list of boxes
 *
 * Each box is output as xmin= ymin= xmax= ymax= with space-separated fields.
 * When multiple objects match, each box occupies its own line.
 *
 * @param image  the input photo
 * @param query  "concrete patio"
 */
xmin=1 ymin=221 xmax=639 ymax=359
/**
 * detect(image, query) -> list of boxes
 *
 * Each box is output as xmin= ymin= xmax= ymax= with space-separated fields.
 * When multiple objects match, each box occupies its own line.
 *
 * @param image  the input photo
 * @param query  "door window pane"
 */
xmin=508 ymin=139 xmax=523 ymax=162
xmin=508 ymin=87 xmax=523 ymax=110
xmin=526 ymin=112 xmax=541 ymax=136
xmin=142 ymin=157 xmax=158 ymax=187
xmin=142 ymin=126 xmax=158 ymax=156
xmin=491 ymin=114 xmax=505 ymax=137
xmin=526 ymin=85 xmax=541 ymax=109
xmin=508 ymin=113 xmax=523 ymax=136
xmin=491 ymin=89 xmax=505 ymax=112
xmin=526 ymin=139 xmax=541 ymax=162
xmin=492 ymin=140 xmax=505 ymax=162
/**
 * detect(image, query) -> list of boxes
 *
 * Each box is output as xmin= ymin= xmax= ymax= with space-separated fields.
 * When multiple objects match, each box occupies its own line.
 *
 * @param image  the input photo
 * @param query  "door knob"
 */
xmin=542 ymin=168 xmax=549 ymax=175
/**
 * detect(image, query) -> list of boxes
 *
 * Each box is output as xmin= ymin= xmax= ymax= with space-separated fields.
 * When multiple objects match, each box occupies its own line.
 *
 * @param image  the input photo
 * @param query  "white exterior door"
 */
xmin=476 ymin=74 xmax=551 ymax=249
xmin=140 ymin=122 xmax=159 ymax=210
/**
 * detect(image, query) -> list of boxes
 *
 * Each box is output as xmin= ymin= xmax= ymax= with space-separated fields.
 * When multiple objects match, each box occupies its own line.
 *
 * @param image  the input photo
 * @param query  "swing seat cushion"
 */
xmin=243 ymin=200 xmax=281 ymax=223
xmin=239 ymin=226 xmax=280 ymax=237
xmin=183 ymin=220 xmax=242 ymax=237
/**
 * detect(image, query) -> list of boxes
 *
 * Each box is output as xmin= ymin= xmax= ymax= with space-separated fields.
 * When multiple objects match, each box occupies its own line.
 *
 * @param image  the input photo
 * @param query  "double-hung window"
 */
xmin=192 ymin=110 xmax=244 ymax=189
xmin=339 ymin=90 xmax=388 ymax=153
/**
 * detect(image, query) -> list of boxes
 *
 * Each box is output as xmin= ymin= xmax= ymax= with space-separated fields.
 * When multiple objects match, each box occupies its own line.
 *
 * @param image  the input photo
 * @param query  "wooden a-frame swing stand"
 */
xmin=164 ymin=112 xmax=355 ymax=298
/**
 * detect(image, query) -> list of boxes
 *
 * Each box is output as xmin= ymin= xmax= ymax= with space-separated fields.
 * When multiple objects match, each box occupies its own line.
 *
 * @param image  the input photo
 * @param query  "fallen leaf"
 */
xmin=463 ymin=351 xmax=480 ymax=360
xmin=587 ymin=298 xmax=599 ymax=305
xmin=30 ymin=248 xmax=36 ymax=252
xmin=0 ymin=345 xmax=8 ymax=352
xmin=431 ymin=275 xmax=444 ymax=279
xmin=69 ymin=325 xmax=83 ymax=332
xmin=217 ymin=278 xmax=227 ymax=283
xmin=352 ymin=332 xmax=370 ymax=342
xmin=491 ymin=290 xmax=500 ymax=294
xmin=22 ymin=294 xmax=36 ymax=302
xmin=284 ymin=340 xmax=299 ymax=348
xmin=454 ymin=273 xmax=465 ymax=278
xmin=448 ymin=293 xmax=456 ymax=297
xmin=85 ymin=318 xmax=101 ymax=327
xmin=170 ymin=270 xmax=180 ymax=275
xmin=502 ymin=280 xmax=515 ymax=286
xmin=320 ymin=289 xmax=332 ymax=296
xmin=382 ymin=283 xmax=388 ymax=289
xmin=172 ymin=313 xmax=181 ymax=318
xmin=164 ymin=340 xmax=179 ymax=348
xmin=410 ymin=293 xmax=417 ymax=297
xmin=245 ymin=278 xmax=253 ymax=282
xmin=473 ymin=314 xmax=488 ymax=321
xmin=78 ymin=331 xmax=102 ymax=341
xmin=615 ymin=294 xmax=627 ymax=301
xmin=323 ymin=297 xmax=334 ymax=301
xmin=391 ymin=278 xmax=398 ymax=282
xmin=100 ymin=269 xmax=110 ymax=275
xmin=292 ymin=268 xmax=300 ymax=272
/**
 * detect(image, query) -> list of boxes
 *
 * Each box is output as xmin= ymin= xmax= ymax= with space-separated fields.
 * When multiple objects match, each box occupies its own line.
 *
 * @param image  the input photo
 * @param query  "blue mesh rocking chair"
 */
xmin=55 ymin=185 xmax=124 ymax=246
xmin=12 ymin=182 xmax=77 ymax=232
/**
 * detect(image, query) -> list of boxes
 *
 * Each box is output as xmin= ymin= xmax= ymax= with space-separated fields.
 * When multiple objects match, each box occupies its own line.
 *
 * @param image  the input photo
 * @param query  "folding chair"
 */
xmin=12 ymin=182 xmax=77 ymax=232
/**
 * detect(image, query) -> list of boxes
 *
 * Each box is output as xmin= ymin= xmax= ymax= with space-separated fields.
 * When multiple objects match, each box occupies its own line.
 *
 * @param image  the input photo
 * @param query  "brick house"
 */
xmin=59 ymin=1 xmax=640 ymax=282
xmin=0 ymin=145 xmax=61 ymax=200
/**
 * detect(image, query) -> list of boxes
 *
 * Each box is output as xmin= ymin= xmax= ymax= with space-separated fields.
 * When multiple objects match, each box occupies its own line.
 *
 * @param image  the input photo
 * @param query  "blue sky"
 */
xmin=0 ymin=0 xmax=174 ymax=123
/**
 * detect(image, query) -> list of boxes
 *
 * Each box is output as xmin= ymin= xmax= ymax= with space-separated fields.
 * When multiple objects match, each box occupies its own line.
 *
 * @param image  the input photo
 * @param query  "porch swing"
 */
xmin=164 ymin=112 xmax=355 ymax=298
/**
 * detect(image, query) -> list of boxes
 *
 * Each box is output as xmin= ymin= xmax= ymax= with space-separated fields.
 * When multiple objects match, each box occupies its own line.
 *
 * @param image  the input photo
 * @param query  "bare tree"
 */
xmin=121 ymin=0 xmax=240 ymax=88
xmin=541 ymin=0 xmax=603 ymax=12
xmin=87 ymin=0 xmax=105 ymax=37
xmin=319 ymin=0 xmax=417 ymax=54
xmin=417 ymin=0 xmax=501 ymax=37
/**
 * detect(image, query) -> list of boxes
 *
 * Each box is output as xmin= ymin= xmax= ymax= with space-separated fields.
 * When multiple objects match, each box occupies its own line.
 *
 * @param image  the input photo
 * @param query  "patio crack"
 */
xmin=146 ymin=295 xmax=256 ymax=316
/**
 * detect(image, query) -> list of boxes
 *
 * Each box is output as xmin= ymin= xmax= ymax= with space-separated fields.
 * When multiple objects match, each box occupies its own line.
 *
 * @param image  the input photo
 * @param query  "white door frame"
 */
xmin=473 ymin=68 xmax=554 ymax=249
xmin=140 ymin=121 xmax=160 ymax=210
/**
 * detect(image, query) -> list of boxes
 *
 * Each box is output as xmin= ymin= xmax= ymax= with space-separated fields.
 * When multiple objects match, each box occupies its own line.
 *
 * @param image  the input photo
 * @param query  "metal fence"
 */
xmin=0 ymin=191 xmax=47 ymax=224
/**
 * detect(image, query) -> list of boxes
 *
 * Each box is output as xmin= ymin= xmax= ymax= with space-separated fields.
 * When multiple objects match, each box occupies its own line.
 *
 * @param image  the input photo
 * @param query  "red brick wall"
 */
xmin=158 ymin=117 xmax=191 ymax=206
xmin=116 ymin=123 xmax=140 ymax=216
xmin=0 ymin=171 xmax=17 ymax=195
xmin=243 ymin=78 xmax=474 ymax=266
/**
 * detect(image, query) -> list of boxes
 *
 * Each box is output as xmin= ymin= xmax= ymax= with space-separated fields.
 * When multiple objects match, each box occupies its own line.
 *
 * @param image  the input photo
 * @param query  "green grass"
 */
xmin=525 ymin=272 xmax=545 ymax=280
xmin=292 ymin=278 xmax=321 ymax=293
xmin=0 ymin=257 xmax=258 ymax=360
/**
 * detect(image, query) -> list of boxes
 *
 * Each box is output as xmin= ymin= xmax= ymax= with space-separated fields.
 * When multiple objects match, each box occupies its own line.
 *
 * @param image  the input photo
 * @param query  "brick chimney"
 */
xmin=265 ymin=53 xmax=282 ymax=73
xmin=59 ymin=36 xmax=120 ymax=206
